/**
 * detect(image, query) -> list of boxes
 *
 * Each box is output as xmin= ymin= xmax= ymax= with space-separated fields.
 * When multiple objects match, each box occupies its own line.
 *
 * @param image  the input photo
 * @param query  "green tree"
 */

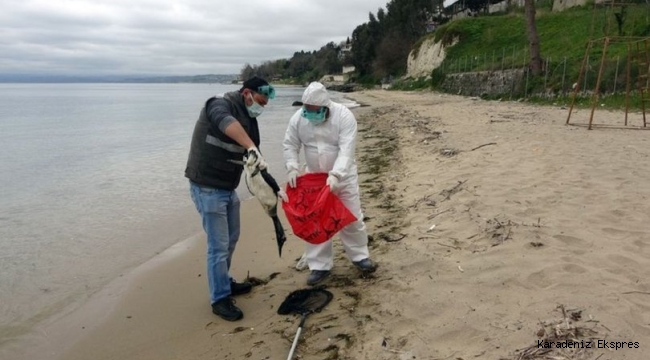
xmin=373 ymin=29 xmax=412 ymax=78
xmin=524 ymin=0 xmax=542 ymax=75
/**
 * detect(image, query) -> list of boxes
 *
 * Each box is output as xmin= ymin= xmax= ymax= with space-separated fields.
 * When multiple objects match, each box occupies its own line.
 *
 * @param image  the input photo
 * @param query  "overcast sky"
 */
xmin=0 ymin=0 xmax=391 ymax=77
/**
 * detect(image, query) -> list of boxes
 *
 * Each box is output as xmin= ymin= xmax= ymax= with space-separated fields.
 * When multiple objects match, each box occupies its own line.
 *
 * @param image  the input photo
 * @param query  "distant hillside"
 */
xmin=402 ymin=4 xmax=650 ymax=99
xmin=0 ymin=73 xmax=239 ymax=84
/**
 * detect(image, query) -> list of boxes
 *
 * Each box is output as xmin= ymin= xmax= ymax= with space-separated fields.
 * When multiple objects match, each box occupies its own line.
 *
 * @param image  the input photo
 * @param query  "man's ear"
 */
xmin=242 ymin=90 xmax=251 ymax=105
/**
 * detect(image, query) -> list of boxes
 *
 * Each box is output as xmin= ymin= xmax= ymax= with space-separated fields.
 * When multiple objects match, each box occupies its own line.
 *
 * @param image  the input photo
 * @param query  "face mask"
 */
xmin=246 ymin=94 xmax=264 ymax=118
xmin=301 ymin=106 xmax=327 ymax=125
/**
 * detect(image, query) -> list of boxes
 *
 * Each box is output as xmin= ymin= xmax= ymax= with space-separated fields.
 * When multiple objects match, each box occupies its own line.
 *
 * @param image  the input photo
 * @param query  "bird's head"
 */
xmin=243 ymin=149 xmax=261 ymax=175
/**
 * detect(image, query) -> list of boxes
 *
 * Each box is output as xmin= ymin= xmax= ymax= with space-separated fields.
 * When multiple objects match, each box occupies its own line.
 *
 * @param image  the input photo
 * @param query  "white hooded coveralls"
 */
xmin=283 ymin=82 xmax=370 ymax=271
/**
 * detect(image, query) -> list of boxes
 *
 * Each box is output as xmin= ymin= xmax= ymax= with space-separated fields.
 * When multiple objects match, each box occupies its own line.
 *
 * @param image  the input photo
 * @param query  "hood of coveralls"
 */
xmin=301 ymin=82 xmax=334 ymax=108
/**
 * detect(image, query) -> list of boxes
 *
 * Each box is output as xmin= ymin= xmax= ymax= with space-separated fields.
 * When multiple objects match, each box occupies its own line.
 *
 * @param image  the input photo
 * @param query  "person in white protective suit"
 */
xmin=283 ymin=82 xmax=377 ymax=286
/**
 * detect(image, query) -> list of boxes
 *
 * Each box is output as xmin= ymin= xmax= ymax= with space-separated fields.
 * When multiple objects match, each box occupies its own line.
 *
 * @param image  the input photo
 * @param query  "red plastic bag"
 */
xmin=282 ymin=173 xmax=357 ymax=244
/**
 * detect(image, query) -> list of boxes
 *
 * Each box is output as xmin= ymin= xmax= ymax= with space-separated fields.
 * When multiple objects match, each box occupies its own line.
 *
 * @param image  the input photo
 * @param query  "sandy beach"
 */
xmin=29 ymin=90 xmax=650 ymax=360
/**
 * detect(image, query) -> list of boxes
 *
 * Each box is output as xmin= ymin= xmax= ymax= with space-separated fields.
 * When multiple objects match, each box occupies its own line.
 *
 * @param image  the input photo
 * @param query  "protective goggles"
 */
xmin=257 ymin=85 xmax=276 ymax=99
xmin=301 ymin=106 xmax=327 ymax=121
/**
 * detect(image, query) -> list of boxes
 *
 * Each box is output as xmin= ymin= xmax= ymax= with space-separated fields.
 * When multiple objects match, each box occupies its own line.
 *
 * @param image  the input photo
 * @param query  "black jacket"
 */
xmin=185 ymin=91 xmax=260 ymax=190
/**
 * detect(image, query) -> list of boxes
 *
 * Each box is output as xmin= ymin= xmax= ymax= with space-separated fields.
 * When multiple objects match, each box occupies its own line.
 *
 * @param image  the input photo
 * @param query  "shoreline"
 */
xmin=10 ymin=197 xmax=305 ymax=360
xmin=7 ymin=89 xmax=650 ymax=360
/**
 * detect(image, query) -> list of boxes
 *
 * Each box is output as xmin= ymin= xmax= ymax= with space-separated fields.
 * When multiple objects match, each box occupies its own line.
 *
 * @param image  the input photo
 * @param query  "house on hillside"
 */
xmin=342 ymin=65 xmax=356 ymax=74
xmin=443 ymin=0 xmax=525 ymax=19
xmin=338 ymin=41 xmax=352 ymax=60
xmin=320 ymin=74 xmax=349 ymax=83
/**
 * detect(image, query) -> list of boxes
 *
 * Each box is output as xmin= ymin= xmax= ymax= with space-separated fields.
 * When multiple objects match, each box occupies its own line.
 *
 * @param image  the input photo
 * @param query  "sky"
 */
xmin=0 ymin=0 xmax=391 ymax=77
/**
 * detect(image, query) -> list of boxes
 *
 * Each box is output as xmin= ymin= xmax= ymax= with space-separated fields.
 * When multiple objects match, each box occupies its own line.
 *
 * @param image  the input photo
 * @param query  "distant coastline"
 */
xmin=0 ymin=73 xmax=239 ymax=84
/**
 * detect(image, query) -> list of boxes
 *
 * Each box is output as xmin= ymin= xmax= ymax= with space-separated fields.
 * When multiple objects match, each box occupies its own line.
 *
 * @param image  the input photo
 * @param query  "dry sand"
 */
xmin=41 ymin=90 xmax=650 ymax=360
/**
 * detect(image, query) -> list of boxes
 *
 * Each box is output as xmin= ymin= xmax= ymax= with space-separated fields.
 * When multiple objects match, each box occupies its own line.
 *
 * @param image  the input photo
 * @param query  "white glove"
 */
xmin=277 ymin=189 xmax=289 ymax=202
xmin=326 ymin=174 xmax=340 ymax=193
xmin=246 ymin=147 xmax=268 ymax=170
xmin=295 ymin=252 xmax=308 ymax=271
xmin=287 ymin=169 xmax=299 ymax=188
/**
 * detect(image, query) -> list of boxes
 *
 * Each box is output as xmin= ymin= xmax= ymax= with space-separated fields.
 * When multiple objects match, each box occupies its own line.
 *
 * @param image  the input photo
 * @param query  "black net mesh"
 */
xmin=277 ymin=288 xmax=333 ymax=315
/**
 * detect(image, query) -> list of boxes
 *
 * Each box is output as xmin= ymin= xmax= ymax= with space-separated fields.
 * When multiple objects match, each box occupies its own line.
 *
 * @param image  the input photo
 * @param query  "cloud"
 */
xmin=0 ymin=0 xmax=389 ymax=76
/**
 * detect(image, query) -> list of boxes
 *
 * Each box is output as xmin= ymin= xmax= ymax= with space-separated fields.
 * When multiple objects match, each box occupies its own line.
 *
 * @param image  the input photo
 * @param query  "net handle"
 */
xmin=287 ymin=313 xmax=309 ymax=360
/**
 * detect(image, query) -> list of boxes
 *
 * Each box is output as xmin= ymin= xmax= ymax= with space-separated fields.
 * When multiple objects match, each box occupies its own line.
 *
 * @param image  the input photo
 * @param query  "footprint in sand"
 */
xmin=601 ymin=227 xmax=635 ymax=241
xmin=602 ymin=227 xmax=629 ymax=235
xmin=553 ymin=234 xmax=589 ymax=255
xmin=607 ymin=254 xmax=640 ymax=267
xmin=553 ymin=234 xmax=587 ymax=246
xmin=526 ymin=269 xmax=554 ymax=289
xmin=633 ymin=239 xmax=650 ymax=250
xmin=556 ymin=256 xmax=589 ymax=274
xmin=561 ymin=264 xmax=588 ymax=274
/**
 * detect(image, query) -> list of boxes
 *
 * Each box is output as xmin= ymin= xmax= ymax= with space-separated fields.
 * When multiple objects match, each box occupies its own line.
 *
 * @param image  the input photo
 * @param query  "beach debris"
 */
xmin=470 ymin=142 xmax=497 ymax=151
xmin=485 ymin=218 xmax=513 ymax=247
xmin=512 ymin=304 xmax=598 ymax=360
xmin=377 ymin=232 xmax=407 ymax=242
xmin=437 ymin=241 xmax=461 ymax=250
xmin=411 ymin=194 xmax=436 ymax=209
xmin=440 ymin=148 xmax=458 ymax=157
xmin=246 ymin=271 xmax=280 ymax=286
xmin=428 ymin=224 xmax=436 ymax=231
xmin=427 ymin=208 xmax=451 ymax=220
xmin=230 ymin=326 xmax=248 ymax=334
xmin=439 ymin=180 xmax=467 ymax=201
xmin=328 ymin=274 xmax=356 ymax=287
xmin=458 ymin=265 xmax=464 ymax=272
xmin=530 ymin=242 xmax=544 ymax=248
xmin=621 ymin=290 xmax=650 ymax=295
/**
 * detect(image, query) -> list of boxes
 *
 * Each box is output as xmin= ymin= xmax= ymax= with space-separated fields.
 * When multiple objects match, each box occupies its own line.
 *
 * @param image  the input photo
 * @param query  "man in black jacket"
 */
xmin=185 ymin=76 xmax=275 ymax=321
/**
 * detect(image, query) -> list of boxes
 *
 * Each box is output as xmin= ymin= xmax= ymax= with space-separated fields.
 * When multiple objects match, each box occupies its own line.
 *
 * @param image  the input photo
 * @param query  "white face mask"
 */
xmin=246 ymin=94 xmax=264 ymax=118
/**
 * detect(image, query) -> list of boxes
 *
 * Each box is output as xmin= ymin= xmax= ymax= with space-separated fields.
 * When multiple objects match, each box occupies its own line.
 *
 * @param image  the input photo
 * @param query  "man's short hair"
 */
xmin=241 ymin=76 xmax=269 ymax=92
xmin=240 ymin=76 xmax=275 ymax=99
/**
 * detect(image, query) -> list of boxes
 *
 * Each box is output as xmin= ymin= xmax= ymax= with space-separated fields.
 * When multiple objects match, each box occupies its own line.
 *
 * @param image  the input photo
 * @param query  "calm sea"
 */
xmin=0 ymin=83 xmax=355 ymax=356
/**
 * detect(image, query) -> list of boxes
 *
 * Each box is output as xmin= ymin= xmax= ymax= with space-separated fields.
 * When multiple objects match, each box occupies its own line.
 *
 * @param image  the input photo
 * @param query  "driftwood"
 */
xmin=378 ymin=233 xmax=407 ymax=242
xmin=470 ymin=142 xmax=497 ymax=151
xmin=513 ymin=304 xmax=599 ymax=360
xmin=439 ymin=180 xmax=467 ymax=201
xmin=622 ymin=291 xmax=650 ymax=295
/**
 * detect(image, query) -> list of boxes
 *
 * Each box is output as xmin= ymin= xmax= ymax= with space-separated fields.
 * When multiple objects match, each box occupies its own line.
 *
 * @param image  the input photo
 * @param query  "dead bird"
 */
xmin=240 ymin=149 xmax=287 ymax=257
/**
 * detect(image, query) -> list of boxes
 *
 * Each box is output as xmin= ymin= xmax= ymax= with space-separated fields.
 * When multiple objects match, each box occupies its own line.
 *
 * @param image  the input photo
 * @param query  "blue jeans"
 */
xmin=189 ymin=182 xmax=241 ymax=304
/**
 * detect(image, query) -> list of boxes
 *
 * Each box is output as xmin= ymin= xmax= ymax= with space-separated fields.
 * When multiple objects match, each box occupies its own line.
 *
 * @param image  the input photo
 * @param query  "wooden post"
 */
xmin=625 ymin=42 xmax=632 ymax=126
xmin=614 ymin=56 xmax=619 ymax=94
xmin=639 ymin=40 xmax=650 ymax=127
xmin=567 ymin=41 xmax=593 ymax=125
xmin=562 ymin=57 xmax=567 ymax=94
xmin=588 ymin=37 xmax=610 ymax=130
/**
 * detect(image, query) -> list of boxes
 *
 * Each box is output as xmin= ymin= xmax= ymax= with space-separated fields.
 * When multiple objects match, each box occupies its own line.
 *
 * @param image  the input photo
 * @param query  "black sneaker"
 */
xmin=353 ymin=258 xmax=377 ymax=273
xmin=230 ymin=279 xmax=252 ymax=296
xmin=211 ymin=297 xmax=243 ymax=321
xmin=307 ymin=270 xmax=331 ymax=286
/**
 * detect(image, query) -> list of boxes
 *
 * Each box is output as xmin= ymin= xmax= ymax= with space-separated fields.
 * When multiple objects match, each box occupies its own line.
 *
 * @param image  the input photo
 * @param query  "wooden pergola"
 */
xmin=566 ymin=36 xmax=650 ymax=130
